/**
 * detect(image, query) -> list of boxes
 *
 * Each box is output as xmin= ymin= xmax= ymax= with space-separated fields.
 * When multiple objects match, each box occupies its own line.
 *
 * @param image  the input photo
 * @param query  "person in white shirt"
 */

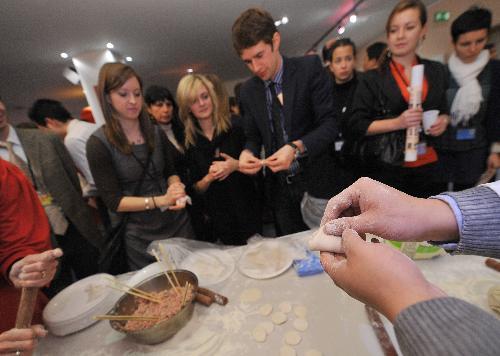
xmin=27 ymin=99 xmax=99 ymax=197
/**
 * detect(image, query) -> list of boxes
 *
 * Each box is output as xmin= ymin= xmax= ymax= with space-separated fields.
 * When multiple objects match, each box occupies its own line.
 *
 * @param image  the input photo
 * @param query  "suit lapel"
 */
xmin=281 ymin=57 xmax=296 ymax=137
xmin=15 ymin=129 xmax=43 ymax=182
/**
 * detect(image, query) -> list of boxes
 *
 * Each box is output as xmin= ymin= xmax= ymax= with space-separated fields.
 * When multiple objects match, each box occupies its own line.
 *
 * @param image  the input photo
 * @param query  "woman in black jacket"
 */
xmin=345 ymin=0 xmax=449 ymax=197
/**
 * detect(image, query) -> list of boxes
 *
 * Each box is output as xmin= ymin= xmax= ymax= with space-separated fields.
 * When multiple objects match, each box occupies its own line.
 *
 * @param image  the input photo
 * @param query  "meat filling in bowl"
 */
xmin=123 ymin=285 xmax=194 ymax=331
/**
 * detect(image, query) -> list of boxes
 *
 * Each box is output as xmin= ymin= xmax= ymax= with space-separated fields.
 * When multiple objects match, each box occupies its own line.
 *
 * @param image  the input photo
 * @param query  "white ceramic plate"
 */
xmin=43 ymin=273 xmax=121 ymax=336
xmin=179 ymin=249 xmax=235 ymax=286
xmin=238 ymin=240 xmax=294 ymax=279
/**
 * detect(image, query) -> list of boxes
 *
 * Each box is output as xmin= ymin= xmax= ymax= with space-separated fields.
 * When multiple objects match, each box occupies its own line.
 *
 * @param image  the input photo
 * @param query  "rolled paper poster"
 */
xmin=405 ymin=64 xmax=424 ymax=162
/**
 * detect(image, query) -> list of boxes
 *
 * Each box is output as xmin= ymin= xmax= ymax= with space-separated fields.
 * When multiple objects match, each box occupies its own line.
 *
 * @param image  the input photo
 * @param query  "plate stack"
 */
xmin=43 ymin=273 xmax=122 ymax=336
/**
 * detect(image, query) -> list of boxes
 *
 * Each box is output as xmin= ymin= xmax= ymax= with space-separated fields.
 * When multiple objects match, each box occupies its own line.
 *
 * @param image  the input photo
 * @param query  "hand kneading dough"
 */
xmin=308 ymin=228 xmax=344 ymax=253
xmin=271 ymin=311 xmax=288 ymax=325
xmin=293 ymin=318 xmax=308 ymax=331
xmin=259 ymin=303 xmax=273 ymax=316
xmin=284 ymin=330 xmax=302 ymax=346
xmin=279 ymin=301 xmax=292 ymax=313
xmin=305 ymin=350 xmax=323 ymax=356
xmin=280 ymin=345 xmax=297 ymax=356
xmin=252 ymin=326 xmax=267 ymax=342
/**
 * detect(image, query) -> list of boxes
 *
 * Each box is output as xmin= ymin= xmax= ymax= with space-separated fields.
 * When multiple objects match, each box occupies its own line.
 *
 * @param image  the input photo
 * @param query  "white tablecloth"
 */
xmin=36 ymin=231 xmax=500 ymax=356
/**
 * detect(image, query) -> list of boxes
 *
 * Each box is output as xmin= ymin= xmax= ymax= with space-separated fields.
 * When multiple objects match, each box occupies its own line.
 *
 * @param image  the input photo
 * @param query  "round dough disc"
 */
xmin=293 ymin=305 xmax=307 ymax=318
xmin=252 ymin=326 xmax=267 ymax=343
xmin=305 ymin=350 xmax=323 ymax=356
xmin=259 ymin=303 xmax=273 ymax=316
xmin=284 ymin=330 xmax=302 ymax=346
xmin=239 ymin=288 xmax=262 ymax=303
xmin=280 ymin=345 xmax=297 ymax=356
xmin=293 ymin=318 xmax=308 ymax=331
xmin=271 ymin=311 xmax=288 ymax=325
xmin=257 ymin=321 xmax=274 ymax=334
xmin=279 ymin=301 xmax=292 ymax=313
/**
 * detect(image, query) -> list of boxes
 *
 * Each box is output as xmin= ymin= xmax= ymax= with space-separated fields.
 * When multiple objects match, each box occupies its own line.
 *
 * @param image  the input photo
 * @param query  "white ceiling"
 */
xmin=0 ymin=0 xmax=436 ymax=122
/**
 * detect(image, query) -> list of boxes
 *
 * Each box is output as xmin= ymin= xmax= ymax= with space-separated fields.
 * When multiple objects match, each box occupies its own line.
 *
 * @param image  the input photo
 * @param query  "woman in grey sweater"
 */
xmin=314 ymin=177 xmax=500 ymax=356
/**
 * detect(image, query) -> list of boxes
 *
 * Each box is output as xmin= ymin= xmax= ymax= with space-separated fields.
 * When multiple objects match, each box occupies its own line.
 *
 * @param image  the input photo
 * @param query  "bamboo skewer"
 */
xmin=153 ymin=249 xmax=181 ymax=297
xmin=159 ymin=244 xmax=181 ymax=288
xmin=94 ymin=314 xmax=159 ymax=321
xmin=105 ymin=277 xmax=159 ymax=301
xmin=106 ymin=284 xmax=161 ymax=303
xmin=182 ymin=282 xmax=190 ymax=306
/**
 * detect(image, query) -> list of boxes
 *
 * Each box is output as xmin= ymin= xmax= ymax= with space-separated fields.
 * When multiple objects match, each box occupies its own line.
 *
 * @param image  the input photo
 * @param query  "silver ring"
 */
xmin=41 ymin=271 xmax=46 ymax=279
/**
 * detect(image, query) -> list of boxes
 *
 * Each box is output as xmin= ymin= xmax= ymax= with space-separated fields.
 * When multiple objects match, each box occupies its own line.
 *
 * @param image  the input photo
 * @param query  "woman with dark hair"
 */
xmin=345 ymin=0 xmax=449 ymax=197
xmin=177 ymin=73 xmax=261 ymax=245
xmin=301 ymin=38 xmax=360 ymax=228
xmin=86 ymin=63 xmax=194 ymax=270
xmin=144 ymin=85 xmax=185 ymax=153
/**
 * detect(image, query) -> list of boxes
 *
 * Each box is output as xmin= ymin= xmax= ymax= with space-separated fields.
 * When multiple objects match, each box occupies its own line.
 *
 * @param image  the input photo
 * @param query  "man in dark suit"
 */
xmin=0 ymin=98 xmax=101 ymax=293
xmin=232 ymin=8 xmax=337 ymax=235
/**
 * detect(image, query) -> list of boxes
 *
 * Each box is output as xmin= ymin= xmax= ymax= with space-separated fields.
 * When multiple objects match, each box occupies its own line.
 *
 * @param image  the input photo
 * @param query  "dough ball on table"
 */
xmin=271 ymin=311 xmax=288 ymax=325
xmin=280 ymin=345 xmax=297 ymax=356
xmin=257 ymin=321 xmax=274 ymax=334
xmin=278 ymin=301 xmax=292 ymax=313
xmin=259 ymin=303 xmax=273 ymax=316
xmin=239 ymin=288 xmax=262 ymax=304
xmin=284 ymin=330 xmax=302 ymax=346
xmin=252 ymin=326 xmax=267 ymax=343
xmin=293 ymin=305 xmax=308 ymax=318
xmin=305 ymin=350 xmax=323 ymax=356
xmin=293 ymin=318 xmax=308 ymax=331
xmin=308 ymin=228 xmax=344 ymax=253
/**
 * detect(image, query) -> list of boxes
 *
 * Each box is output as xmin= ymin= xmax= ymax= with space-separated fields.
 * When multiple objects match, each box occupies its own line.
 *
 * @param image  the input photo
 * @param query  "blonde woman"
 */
xmin=177 ymin=74 xmax=261 ymax=245
xmin=86 ymin=63 xmax=194 ymax=270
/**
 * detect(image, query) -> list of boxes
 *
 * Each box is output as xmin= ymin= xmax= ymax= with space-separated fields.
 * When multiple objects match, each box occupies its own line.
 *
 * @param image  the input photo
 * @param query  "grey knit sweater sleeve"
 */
xmin=394 ymin=297 xmax=500 ymax=356
xmin=440 ymin=185 xmax=500 ymax=258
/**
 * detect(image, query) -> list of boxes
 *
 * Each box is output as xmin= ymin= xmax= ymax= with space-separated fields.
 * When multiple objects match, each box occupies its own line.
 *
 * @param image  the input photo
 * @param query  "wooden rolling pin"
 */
xmin=195 ymin=292 xmax=213 ymax=306
xmin=198 ymin=287 xmax=228 ymax=306
xmin=485 ymin=258 xmax=500 ymax=272
xmin=15 ymin=287 xmax=38 ymax=328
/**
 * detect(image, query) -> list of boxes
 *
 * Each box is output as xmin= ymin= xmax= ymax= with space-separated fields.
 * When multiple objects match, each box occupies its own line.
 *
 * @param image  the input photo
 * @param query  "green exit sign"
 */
xmin=434 ymin=11 xmax=450 ymax=22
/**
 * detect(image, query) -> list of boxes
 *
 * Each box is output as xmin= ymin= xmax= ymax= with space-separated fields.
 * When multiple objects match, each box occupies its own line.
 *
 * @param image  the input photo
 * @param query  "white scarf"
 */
xmin=448 ymin=50 xmax=489 ymax=126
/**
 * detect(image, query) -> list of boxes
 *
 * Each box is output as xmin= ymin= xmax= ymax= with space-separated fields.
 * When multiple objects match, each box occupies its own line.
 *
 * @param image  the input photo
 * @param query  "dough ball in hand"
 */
xmin=308 ymin=228 xmax=344 ymax=253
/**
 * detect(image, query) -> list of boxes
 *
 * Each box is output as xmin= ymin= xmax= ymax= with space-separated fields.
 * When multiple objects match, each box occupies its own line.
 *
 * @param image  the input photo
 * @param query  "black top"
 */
xmin=305 ymin=71 xmax=362 ymax=198
xmin=345 ymin=58 xmax=449 ymax=143
xmin=86 ymin=126 xmax=177 ymax=211
xmin=185 ymin=125 xmax=261 ymax=245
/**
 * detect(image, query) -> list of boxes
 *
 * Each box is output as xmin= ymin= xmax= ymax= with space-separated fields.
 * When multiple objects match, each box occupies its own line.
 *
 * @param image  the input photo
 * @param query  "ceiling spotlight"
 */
xmin=338 ymin=26 xmax=346 ymax=35
xmin=281 ymin=16 xmax=289 ymax=24
xmin=187 ymin=68 xmax=194 ymax=73
xmin=60 ymin=52 xmax=69 ymax=59
xmin=350 ymin=14 xmax=357 ymax=23
xmin=106 ymin=42 xmax=114 ymax=49
xmin=274 ymin=20 xmax=281 ymax=26
xmin=125 ymin=56 xmax=133 ymax=62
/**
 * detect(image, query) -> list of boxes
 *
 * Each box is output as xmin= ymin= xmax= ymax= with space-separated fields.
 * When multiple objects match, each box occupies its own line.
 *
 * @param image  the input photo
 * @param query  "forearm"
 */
xmin=194 ymin=175 xmax=212 ymax=194
xmin=366 ymin=118 xmax=402 ymax=136
xmin=395 ymin=297 xmax=500 ymax=356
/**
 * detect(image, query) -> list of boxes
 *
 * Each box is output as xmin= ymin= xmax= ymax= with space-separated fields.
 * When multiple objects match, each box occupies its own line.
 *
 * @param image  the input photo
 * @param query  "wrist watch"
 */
xmin=287 ymin=142 xmax=300 ymax=158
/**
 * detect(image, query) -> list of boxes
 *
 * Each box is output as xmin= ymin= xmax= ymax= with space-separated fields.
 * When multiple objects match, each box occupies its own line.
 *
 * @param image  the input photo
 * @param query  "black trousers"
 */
xmin=266 ymin=173 xmax=308 ymax=236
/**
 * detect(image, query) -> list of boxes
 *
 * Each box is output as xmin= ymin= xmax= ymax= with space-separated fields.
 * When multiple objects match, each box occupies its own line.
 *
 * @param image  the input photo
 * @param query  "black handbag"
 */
xmin=98 ymin=151 xmax=152 ymax=275
xmin=344 ymin=87 xmax=405 ymax=167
